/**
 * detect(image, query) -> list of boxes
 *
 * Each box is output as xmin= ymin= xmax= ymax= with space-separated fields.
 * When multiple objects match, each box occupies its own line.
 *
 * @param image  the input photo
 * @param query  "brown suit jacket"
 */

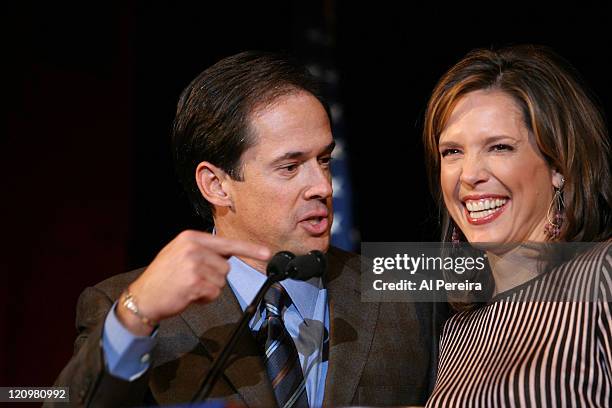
xmin=50 ymin=247 xmax=439 ymax=407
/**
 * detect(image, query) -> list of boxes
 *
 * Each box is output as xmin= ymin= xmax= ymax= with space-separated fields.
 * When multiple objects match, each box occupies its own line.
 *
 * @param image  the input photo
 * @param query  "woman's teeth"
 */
xmin=465 ymin=198 xmax=507 ymax=219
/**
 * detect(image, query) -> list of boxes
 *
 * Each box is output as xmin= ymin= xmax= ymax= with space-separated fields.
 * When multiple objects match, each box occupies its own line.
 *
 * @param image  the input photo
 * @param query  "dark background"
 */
xmin=3 ymin=0 xmax=611 ymax=390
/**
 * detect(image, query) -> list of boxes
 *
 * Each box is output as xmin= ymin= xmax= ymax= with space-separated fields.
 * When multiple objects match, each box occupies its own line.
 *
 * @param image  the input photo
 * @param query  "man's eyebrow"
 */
xmin=270 ymin=151 xmax=307 ymax=166
xmin=270 ymin=141 xmax=336 ymax=165
xmin=323 ymin=141 xmax=336 ymax=154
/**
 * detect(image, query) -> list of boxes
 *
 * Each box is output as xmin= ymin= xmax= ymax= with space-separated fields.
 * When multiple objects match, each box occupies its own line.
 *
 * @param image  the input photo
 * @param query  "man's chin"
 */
xmin=284 ymin=235 xmax=330 ymax=256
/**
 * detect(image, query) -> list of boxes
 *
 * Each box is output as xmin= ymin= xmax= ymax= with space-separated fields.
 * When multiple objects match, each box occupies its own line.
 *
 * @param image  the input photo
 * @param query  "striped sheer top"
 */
xmin=427 ymin=243 xmax=612 ymax=407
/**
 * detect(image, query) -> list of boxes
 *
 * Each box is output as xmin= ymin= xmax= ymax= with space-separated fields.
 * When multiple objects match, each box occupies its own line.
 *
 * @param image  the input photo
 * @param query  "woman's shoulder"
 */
xmin=547 ymin=241 xmax=612 ymax=301
xmin=559 ymin=241 xmax=611 ymax=272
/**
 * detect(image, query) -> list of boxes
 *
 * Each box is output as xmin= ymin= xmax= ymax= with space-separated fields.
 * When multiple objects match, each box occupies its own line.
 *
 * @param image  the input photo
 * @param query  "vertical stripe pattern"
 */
xmin=258 ymin=283 xmax=309 ymax=408
xmin=427 ymin=243 xmax=612 ymax=407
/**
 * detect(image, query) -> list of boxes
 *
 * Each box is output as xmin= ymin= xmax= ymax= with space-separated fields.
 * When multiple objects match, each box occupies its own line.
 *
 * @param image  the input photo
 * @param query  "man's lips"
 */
xmin=298 ymin=209 xmax=330 ymax=235
xmin=460 ymin=194 xmax=509 ymax=225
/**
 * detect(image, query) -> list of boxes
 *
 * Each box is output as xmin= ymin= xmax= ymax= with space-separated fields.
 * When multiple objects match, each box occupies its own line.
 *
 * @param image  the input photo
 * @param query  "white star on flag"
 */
xmin=331 ymin=213 xmax=342 ymax=236
xmin=332 ymin=176 xmax=343 ymax=198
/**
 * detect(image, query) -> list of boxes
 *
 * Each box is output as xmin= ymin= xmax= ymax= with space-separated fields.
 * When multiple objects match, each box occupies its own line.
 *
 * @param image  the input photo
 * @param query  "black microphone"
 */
xmin=192 ymin=250 xmax=327 ymax=402
xmin=266 ymin=250 xmax=297 ymax=281
xmin=286 ymin=250 xmax=327 ymax=280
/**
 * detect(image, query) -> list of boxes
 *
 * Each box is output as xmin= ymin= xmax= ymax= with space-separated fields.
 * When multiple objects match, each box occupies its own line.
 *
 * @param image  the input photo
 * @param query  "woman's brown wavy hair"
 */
xmin=423 ymin=45 xmax=611 ymax=310
xmin=424 ymin=45 xmax=611 ymax=245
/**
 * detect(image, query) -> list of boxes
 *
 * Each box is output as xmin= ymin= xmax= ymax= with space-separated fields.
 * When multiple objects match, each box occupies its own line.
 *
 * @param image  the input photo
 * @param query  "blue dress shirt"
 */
xmin=102 ymin=256 xmax=329 ymax=408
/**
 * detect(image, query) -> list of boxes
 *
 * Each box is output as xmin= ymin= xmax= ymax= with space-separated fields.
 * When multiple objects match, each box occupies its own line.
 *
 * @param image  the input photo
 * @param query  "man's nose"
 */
xmin=304 ymin=163 xmax=333 ymax=200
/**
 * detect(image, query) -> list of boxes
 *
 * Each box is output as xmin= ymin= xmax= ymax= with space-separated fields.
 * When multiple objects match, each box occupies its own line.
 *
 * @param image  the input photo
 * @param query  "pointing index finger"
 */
xmin=191 ymin=232 xmax=271 ymax=260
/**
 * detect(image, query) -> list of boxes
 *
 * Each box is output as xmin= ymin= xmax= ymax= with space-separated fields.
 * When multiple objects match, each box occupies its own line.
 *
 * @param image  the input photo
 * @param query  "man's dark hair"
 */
xmin=172 ymin=51 xmax=329 ymax=225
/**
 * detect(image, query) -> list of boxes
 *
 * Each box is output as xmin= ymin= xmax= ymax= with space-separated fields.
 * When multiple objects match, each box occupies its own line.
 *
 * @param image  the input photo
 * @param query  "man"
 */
xmin=50 ymin=51 xmax=435 ymax=407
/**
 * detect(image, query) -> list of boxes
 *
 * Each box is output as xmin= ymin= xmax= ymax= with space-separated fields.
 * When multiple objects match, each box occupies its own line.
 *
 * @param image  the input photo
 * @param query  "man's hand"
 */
xmin=116 ymin=230 xmax=271 ymax=335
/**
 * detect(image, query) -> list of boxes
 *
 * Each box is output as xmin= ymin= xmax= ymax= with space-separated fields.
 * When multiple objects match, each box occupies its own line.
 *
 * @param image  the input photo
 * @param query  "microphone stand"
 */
xmin=191 ymin=252 xmax=294 ymax=403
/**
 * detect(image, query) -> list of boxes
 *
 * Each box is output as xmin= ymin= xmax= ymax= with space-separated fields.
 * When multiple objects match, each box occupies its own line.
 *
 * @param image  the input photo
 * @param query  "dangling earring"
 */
xmin=545 ymin=176 xmax=565 ymax=240
xmin=451 ymin=225 xmax=460 ymax=244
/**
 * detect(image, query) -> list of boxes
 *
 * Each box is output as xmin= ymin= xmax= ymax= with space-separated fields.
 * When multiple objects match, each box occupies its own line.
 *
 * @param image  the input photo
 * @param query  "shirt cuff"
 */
xmin=102 ymin=302 xmax=157 ymax=381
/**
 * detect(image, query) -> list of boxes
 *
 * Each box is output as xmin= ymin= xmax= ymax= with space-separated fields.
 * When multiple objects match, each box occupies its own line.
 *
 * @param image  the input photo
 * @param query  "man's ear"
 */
xmin=195 ymin=161 xmax=234 ymax=209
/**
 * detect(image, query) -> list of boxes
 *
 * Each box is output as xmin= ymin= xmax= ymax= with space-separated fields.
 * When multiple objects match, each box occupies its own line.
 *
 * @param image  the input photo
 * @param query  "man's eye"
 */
xmin=319 ymin=156 xmax=333 ymax=166
xmin=441 ymin=148 xmax=461 ymax=157
xmin=280 ymin=163 xmax=299 ymax=173
xmin=490 ymin=144 xmax=514 ymax=152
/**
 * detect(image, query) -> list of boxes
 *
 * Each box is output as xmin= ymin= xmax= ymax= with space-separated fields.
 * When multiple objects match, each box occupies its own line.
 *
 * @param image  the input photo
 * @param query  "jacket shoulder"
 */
xmin=327 ymin=246 xmax=360 ymax=272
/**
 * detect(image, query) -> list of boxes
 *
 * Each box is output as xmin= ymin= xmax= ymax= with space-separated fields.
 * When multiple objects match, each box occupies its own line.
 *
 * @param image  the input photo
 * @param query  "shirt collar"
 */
xmin=227 ymin=255 xmax=322 ymax=323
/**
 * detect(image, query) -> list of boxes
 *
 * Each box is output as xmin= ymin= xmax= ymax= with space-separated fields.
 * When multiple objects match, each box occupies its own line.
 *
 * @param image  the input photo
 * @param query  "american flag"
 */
xmin=302 ymin=28 xmax=358 ymax=252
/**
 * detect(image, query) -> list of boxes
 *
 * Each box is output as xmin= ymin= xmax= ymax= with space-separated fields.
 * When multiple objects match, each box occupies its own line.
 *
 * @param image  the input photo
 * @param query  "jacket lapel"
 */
xmin=149 ymin=247 xmax=373 ymax=407
xmin=158 ymin=283 xmax=277 ymax=407
xmin=323 ymin=249 xmax=380 ymax=406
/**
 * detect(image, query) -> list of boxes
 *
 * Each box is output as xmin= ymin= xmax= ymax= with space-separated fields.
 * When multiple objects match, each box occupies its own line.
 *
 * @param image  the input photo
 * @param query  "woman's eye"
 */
xmin=441 ymin=148 xmax=461 ymax=157
xmin=491 ymin=144 xmax=514 ymax=152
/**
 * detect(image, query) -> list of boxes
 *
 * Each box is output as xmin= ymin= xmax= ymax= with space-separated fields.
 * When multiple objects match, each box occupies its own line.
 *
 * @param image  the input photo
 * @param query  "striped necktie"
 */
xmin=257 ymin=282 xmax=309 ymax=408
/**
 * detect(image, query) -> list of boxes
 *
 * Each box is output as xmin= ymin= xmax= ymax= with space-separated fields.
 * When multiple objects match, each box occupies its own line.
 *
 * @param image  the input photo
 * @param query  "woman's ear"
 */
xmin=552 ymin=170 xmax=565 ymax=189
xmin=195 ymin=161 xmax=234 ymax=209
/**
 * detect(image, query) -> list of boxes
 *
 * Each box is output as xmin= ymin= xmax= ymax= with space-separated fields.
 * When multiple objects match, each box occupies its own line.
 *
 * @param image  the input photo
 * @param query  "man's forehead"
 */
xmin=244 ymin=91 xmax=332 ymax=159
xmin=244 ymin=132 xmax=335 ymax=163
xmin=269 ymin=140 xmax=336 ymax=162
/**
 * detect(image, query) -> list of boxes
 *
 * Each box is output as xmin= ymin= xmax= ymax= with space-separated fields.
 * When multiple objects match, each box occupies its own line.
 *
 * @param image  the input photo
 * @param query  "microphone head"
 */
xmin=287 ymin=250 xmax=327 ymax=280
xmin=266 ymin=251 xmax=295 ymax=280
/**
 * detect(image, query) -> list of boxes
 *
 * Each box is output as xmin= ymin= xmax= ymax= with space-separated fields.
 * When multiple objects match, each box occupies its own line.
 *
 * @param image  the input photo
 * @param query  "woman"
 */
xmin=423 ymin=45 xmax=612 ymax=407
